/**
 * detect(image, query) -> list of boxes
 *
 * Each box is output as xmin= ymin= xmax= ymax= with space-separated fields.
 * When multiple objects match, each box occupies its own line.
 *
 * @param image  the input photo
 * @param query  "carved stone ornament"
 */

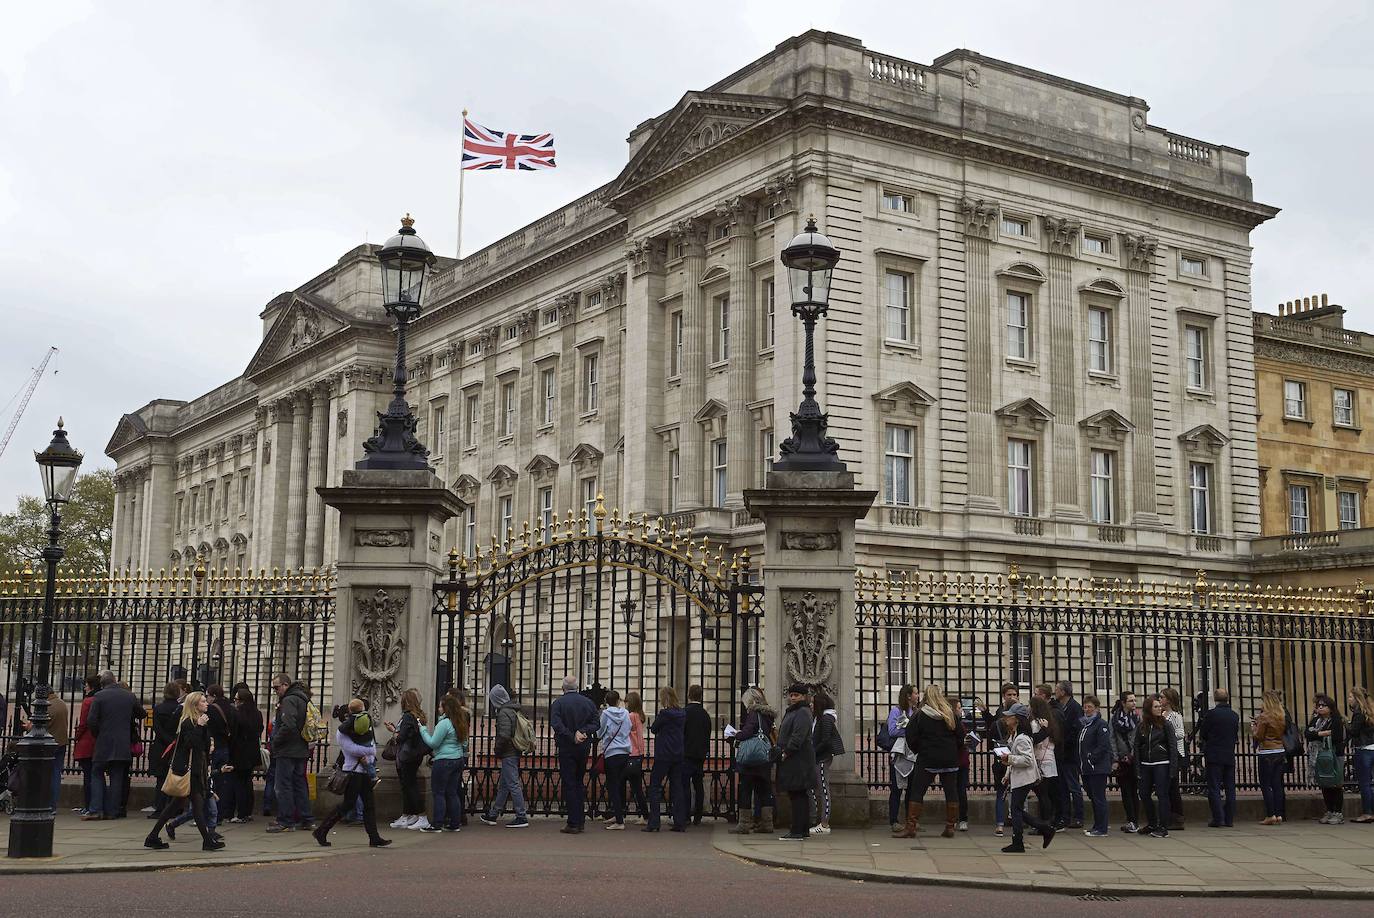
xmin=354 ymin=528 xmax=412 ymax=548
xmin=1121 ymin=233 xmax=1159 ymax=273
xmin=781 ymin=590 xmax=837 ymax=695
xmin=625 ymin=238 xmax=664 ymax=277
xmin=337 ymin=408 xmax=348 ymax=438
xmin=780 ymin=531 xmax=839 ymax=552
xmin=352 ymin=589 xmax=407 ymax=714
xmin=429 ymin=532 xmax=442 ymax=553
xmin=289 ymin=304 xmax=324 ymax=352
xmin=959 ymin=198 xmax=996 ymax=240
xmin=1041 ymin=215 xmax=1081 ymax=256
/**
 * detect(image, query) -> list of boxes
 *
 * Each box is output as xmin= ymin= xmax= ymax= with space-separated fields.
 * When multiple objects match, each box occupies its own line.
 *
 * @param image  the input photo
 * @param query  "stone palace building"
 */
xmin=106 ymin=31 xmax=1279 ymax=584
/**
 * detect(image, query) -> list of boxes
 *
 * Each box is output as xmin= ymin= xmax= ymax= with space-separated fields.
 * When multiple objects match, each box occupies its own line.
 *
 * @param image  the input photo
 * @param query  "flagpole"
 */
xmin=456 ymin=107 xmax=468 ymax=260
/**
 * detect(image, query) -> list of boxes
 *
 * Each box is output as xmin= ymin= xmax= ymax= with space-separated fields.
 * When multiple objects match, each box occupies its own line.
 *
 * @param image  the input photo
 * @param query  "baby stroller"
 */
xmin=0 ymin=746 xmax=19 ymax=815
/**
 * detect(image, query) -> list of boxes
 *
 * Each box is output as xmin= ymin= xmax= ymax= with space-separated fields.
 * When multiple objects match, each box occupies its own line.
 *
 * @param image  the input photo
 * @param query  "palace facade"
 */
xmin=106 ymin=31 xmax=1278 ymax=583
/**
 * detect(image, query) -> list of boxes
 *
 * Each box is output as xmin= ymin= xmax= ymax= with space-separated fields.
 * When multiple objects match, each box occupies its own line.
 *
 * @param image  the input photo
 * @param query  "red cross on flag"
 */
xmin=461 ymin=117 xmax=557 ymax=171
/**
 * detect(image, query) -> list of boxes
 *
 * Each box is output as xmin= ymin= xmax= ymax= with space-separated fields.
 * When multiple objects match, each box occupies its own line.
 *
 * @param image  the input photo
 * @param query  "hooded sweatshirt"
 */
xmin=599 ymin=706 xmax=633 ymax=757
xmin=488 ymin=684 xmax=520 ymax=758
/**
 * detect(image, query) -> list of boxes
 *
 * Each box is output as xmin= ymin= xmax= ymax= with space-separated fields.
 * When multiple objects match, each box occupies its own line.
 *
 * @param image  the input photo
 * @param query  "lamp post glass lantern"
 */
xmin=8 ymin=419 xmax=82 ymax=858
xmin=774 ymin=216 xmax=846 ymax=472
xmin=358 ymin=214 xmax=439 ymax=471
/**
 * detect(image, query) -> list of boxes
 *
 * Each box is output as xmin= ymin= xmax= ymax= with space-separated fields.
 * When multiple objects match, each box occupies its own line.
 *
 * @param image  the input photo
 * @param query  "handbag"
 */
xmin=326 ymin=765 xmax=351 ymax=796
xmin=736 ymin=719 xmax=773 ymax=767
xmin=259 ymin=747 xmax=271 ymax=774
xmin=381 ymin=736 xmax=399 ymax=762
xmin=162 ymin=769 xmax=191 ymax=798
xmin=594 ymin=716 xmax=629 ymax=775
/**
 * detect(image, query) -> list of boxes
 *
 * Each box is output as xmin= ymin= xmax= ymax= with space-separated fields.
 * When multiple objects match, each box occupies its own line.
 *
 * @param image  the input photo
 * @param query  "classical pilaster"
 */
xmin=249 ymin=405 xmax=270 ymax=570
xmin=721 ymin=196 xmax=756 ymax=509
xmin=304 ymin=382 xmax=331 ymax=567
xmin=109 ymin=476 xmax=126 ymax=573
xmin=1043 ymin=215 xmax=1081 ymax=516
xmin=283 ymin=393 xmax=311 ymax=569
xmin=139 ymin=470 xmax=153 ymax=568
xmin=673 ymin=219 xmax=708 ymax=509
xmin=621 ymin=239 xmax=666 ymax=515
xmin=960 ymin=198 xmax=997 ymax=508
xmin=1122 ymin=233 xmax=1161 ymax=522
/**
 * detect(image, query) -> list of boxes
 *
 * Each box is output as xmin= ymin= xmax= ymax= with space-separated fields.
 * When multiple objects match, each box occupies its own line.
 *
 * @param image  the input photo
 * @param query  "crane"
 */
xmin=0 ymin=347 xmax=59 ymax=459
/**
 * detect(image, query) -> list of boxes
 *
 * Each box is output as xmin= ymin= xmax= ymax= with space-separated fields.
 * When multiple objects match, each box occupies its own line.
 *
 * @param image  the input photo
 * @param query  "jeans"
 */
xmin=211 ymin=749 xmax=232 ymax=818
xmin=91 ymin=761 xmax=129 ymax=818
xmin=171 ymin=792 xmax=218 ymax=831
xmin=889 ymin=761 xmax=913 ymax=825
xmin=687 ymin=758 xmax=706 ymax=822
xmin=1138 ymin=763 xmax=1171 ymax=829
xmin=396 ymin=758 xmax=423 ymax=816
xmin=1205 ymin=761 xmax=1235 ymax=825
xmin=1258 ymin=753 xmax=1287 ymax=818
xmin=1168 ymin=768 xmax=1184 ymax=826
xmin=232 ymin=770 xmax=255 ymax=819
xmin=558 ymin=747 xmax=589 ymax=828
xmin=273 ymin=756 xmax=309 ymax=827
xmin=911 ymin=768 xmax=959 ymax=804
xmin=738 ymin=773 xmax=771 ymax=814
xmin=487 ymin=754 xmax=527 ymax=819
xmin=1355 ymin=747 xmax=1374 ymax=816
xmin=50 ymin=750 xmax=65 ymax=812
xmin=350 ymin=759 xmax=377 ymax=821
xmin=957 ymin=766 xmax=970 ymax=822
xmin=647 ymin=758 xmax=686 ymax=830
xmin=604 ymin=754 xmax=629 ymax=823
xmin=431 ymin=758 xmax=464 ymax=829
xmin=262 ymin=758 xmax=276 ymax=816
xmin=993 ymin=764 xmax=1009 ymax=826
xmin=1117 ymin=764 xmax=1139 ymax=826
xmin=1084 ymin=772 xmax=1109 ymax=834
xmin=1009 ymin=783 xmax=1052 ymax=843
xmin=1060 ymin=759 xmax=1084 ymax=823
xmin=78 ymin=759 xmax=93 ymax=812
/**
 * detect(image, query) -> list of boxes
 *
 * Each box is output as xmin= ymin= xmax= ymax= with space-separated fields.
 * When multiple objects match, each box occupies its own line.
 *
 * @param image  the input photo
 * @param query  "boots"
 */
xmin=754 ymin=807 xmax=775 ymax=834
xmin=942 ymin=802 xmax=959 ymax=838
xmin=1001 ymin=832 xmax=1026 ymax=853
xmin=313 ymin=810 xmax=340 ymax=847
xmin=729 ymin=811 xmax=755 ymax=834
xmin=894 ymin=802 xmax=923 ymax=839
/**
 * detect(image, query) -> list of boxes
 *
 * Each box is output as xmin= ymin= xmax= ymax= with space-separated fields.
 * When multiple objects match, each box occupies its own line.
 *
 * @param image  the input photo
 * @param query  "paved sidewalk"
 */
xmin=714 ymin=820 xmax=1374 ymax=899
xmin=0 ymin=812 xmax=428 ymax=874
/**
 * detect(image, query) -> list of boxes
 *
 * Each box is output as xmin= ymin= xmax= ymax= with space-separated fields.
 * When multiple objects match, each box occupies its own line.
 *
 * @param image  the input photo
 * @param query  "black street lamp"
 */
xmin=8 ymin=418 xmax=82 ymax=859
xmin=357 ymin=214 xmax=438 ymax=471
xmin=774 ymin=216 xmax=846 ymax=472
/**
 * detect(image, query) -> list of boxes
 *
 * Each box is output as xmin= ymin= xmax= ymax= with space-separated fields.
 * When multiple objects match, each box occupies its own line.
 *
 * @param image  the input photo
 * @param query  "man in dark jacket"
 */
xmin=550 ymin=676 xmax=600 ymax=833
xmin=1052 ymin=681 xmax=1085 ymax=828
xmin=84 ymin=671 xmax=146 ymax=820
xmin=983 ymin=683 xmax=1023 ymax=833
xmin=266 ymin=674 xmax=312 ymax=832
xmin=1077 ymin=695 xmax=1113 ymax=836
xmin=1198 ymin=688 xmax=1240 ymax=827
xmin=683 ymin=684 xmax=712 ymax=825
xmin=776 ymin=683 xmax=816 ymax=840
xmin=482 ymin=684 xmax=529 ymax=828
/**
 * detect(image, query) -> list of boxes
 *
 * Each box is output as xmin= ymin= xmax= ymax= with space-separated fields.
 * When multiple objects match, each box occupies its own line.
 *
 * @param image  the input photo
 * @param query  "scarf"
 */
xmin=1112 ymin=707 xmax=1138 ymax=737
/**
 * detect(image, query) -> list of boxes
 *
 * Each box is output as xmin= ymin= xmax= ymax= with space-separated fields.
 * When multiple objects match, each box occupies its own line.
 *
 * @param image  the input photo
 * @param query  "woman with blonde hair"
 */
xmin=900 ymin=684 xmax=961 ymax=839
xmin=1252 ymin=690 xmax=1288 ymax=825
xmin=145 ymin=691 xmax=221 ymax=851
xmin=645 ymin=686 xmax=687 ymax=832
xmin=384 ymin=688 xmax=430 ymax=830
xmin=729 ymin=686 xmax=777 ymax=835
xmin=1349 ymin=686 xmax=1374 ymax=823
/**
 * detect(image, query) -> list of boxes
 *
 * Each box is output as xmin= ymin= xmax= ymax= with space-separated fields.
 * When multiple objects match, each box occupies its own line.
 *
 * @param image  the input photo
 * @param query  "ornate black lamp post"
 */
xmin=8 ymin=419 xmax=82 ymax=858
xmin=357 ymin=215 xmax=438 ymax=471
xmin=774 ymin=217 xmax=846 ymax=472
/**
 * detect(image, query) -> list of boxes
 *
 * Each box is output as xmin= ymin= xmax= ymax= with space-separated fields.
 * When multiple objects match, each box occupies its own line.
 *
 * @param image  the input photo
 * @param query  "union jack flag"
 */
xmin=462 ymin=117 xmax=556 ymax=171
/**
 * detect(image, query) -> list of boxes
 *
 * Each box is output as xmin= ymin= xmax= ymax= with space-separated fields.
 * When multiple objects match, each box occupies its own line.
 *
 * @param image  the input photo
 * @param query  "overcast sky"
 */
xmin=1 ymin=1 xmax=1370 ymax=507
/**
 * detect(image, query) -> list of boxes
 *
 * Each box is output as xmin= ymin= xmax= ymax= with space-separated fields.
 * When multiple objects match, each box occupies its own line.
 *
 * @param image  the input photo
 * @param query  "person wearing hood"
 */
xmin=776 ymin=683 xmax=816 ymax=840
xmin=480 ymin=684 xmax=529 ymax=828
xmin=265 ymin=674 xmax=312 ymax=833
xmin=599 ymin=691 xmax=635 ymax=829
xmin=729 ymin=687 xmax=776 ymax=835
xmin=902 ymin=684 xmax=961 ymax=840
xmin=644 ymin=686 xmax=688 ymax=832
xmin=550 ymin=675 xmax=600 ymax=834
xmin=1077 ymin=695 xmax=1113 ymax=837
xmin=809 ymin=689 xmax=844 ymax=836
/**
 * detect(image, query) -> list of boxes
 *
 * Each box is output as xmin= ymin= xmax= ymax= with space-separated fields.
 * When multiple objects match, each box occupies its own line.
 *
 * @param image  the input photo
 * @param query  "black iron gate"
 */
xmin=432 ymin=500 xmax=763 ymax=819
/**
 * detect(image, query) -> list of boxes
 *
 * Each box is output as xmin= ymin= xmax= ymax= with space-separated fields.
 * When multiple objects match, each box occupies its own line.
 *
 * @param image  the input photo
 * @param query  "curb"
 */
xmin=0 ymin=851 xmax=331 ymax=875
xmin=713 ymin=836 xmax=1374 ymax=900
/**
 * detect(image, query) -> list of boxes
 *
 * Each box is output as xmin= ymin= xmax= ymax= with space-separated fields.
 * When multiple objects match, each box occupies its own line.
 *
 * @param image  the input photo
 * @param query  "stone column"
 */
xmin=283 ymin=393 xmax=310 ymax=569
xmin=960 ymin=199 xmax=999 ymax=509
xmin=1123 ymin=234 xmax=1161 ymax=523
xmin=128 ymin=469 xmax=145 ymax=571
xmin=304 ymin=383 xmax=331 ymax=568
xmin=722 ymin=196 xmax=756 ymax=509
xmin=674 ymin=219 xmax=707 ymax=509
xmin=621 ymin=239 xmax=666 ymax=515
xmin=1043 ymin=215 xmax=1081 ymax=517
xmin=745 ymin=470 xmax=877 ymax=828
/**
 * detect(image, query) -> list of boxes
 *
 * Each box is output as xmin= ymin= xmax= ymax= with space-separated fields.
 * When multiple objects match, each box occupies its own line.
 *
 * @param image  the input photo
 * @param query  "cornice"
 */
xmin=1255 ymin=336 xmax=1374 ymax=377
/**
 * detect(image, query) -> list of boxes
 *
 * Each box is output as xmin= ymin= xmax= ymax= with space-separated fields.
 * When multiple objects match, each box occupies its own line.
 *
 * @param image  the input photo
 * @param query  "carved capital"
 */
xmin=1041 ymin=215 xmax=1081 ymax=256
xmin=598 ymin=271 xmax=626 ymax=307
xmin=959 ymin=198 xmax=996 ymax=239
xmin=763 ymin=171 xmax=796 ymax=216
xmin=669 ymin=219 xmax=706 ymax=259
xmin=1121 ymin=233 xmax=1159 ymax=273
xmin=714 ymin=195 xmax=755 ymax=234
xmin=552 ymin=292 xmax=578 ymax=322
xmin=625 ymin=237 xmax=665 ymax=277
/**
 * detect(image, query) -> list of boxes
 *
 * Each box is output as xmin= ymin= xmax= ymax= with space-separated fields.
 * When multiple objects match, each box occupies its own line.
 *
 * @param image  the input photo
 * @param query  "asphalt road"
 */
xmin=4 ymin=825 xmax=1362 ymax=917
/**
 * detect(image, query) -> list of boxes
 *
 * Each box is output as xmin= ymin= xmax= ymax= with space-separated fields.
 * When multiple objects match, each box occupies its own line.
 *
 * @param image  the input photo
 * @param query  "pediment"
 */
xmin=524 ymin=454 xmax=559 ymax=475
xmin=1079 ymin=278 xmax=1125 ymax=299
xmin=487 ymin=464 xmax=518 ymax=487
xmin=568 ymin=443 xmax=604 ymax=465
xmin=245 ymin=292 xmax=353 ymax=377
xmin=1179 ymin=423 xmax=1229 ymax=454
xmin=693 ymin=398 xmax=729 ymax=423
xmin=611 ymin=92 xmax=786 ymax=196
xmin=451 ymin=474 xmax=481 ymax=496
xmin=996 ymin=397 xmax=1054 ymax=423
xmin=105 ymin=413 xmax=149 ymax=456
xmin=1079 ymin=409 xmax=1134 ymax=437
xmin=873 ymin=382 xmax=936 ymax=415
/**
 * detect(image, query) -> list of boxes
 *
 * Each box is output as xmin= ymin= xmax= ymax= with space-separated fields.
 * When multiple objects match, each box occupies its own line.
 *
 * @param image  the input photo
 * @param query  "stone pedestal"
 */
xmin=319 ymin=469 xmax=464 ymax=729
xmin=744 ymin=469 xmax=876 ymax=828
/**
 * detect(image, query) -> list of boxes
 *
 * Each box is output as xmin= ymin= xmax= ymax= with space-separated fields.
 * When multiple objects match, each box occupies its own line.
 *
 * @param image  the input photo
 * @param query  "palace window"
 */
xmin=538 ymin=635 xmax=552 ymax=691
xmin=761 ymin=429 xmax=775 ymax=480
xmin=885 ymin=628 xmax=911 ymax=688
xmin=1089 ymin=450 xmax=1115 ymax=524
xmin=1188 ymin=462 xmax=1213 ymax=534
xmin=1083 ymin=233 xmax=1111 ymax=255
xmin=1011 ymin=634 xmax=1033 ymax=690
xmin=1339 ymin=490 xmax=1361 ymax=530
xmin=714 ymin=295 xmax=730 ymax=362
xmin=505 ymin=324 xmax=518 ymax=342
xmin=1283 ymin=380 xmax=1307 ymax=419
xmin=1006 ymin=291 xmax=1031 ymax=361
xmin=1334 ymin=388 xmax=1356 ymax=427
xmin=667 ymin=448 xmax=680 ymax=510
xmin=498 ymin=495 xmax=513 ymax=545
xmin=464 ymin=392 xmax=480 ymax=447
xmin=1001 ymin=215 xmax=1029 ymax=237
xmin=713 ymin=222 xmax=729 ymax=241
xmin=500 ymin=381 xmax=516 ymax=438
xmin=538 ymin=487 xmax=554 ymax=532
xmin=1087 ymin=306 xmax=1112 ymax=374
xmin=581 ymin=476 xmax=598 ymax=520
xmin=582 ymin=354 xmax=599 ymax=412
xmin=1288 ymin=484 xmax=1311 ymax=534
xmin=883 ymin=424 xmax=914 ymax=507
xmin=463 ymin=504 xmax=477 ymax=556
xmin=669 ymin=310 xmax=683 ymax=377
xmin=1093 ymin=637 xmax=1115 ymax=698
xmin=711 ymin=439 xmax=728 ymax=508
xmin=430 ymin=405 xmax=445 ymax=455
xmin=882 ymin=191 xmax=914 ymax=213
xmin=1180 ymin=254 xmax=1207 ymax=277
xmin=540 ymin=367 xmax=557 ymax=426
xmin=1008 ymin=439 xmax=1033 ymax=517
xmin=1184 ymin=325 xmax=1209 ymax=390
xmin=585 ymin=290 xmax=602 ymax=309
xmin=542 ymin=307 xmax=558 ymax=327
xmin=884 ymin=270 xmax=912 ymax=343
xmin=762 ymin=280 xmax=775 ymax=349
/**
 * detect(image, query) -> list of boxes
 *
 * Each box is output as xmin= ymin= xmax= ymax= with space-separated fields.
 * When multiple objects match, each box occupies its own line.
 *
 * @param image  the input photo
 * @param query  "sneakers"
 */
xmin=957 ymin=820 xmax=969 ymax=832
xmin=1319 ymin=812 xmax=1333 ymax=825
xmin=506 ymin=818 xmax=530 ymax=828
xmin=994 ymin=825 xmax=1005 ymax=837
xmin=419 ymin=825 xmax=443 ymax=833
xmin=1149 ymin=828 xmax=1170 ymax=838
xmin=809 ymin=824 xmax=831 ymax=836
xmin=1122 ymin=822 xmax=1138 ymax=834
xmin=479 ymin=815 xmax=500 ymax=826
xmin=442 ymin=826 xmax=461 ymax=832
xmin=390 ymin=815 xmax=417 ymax=829
xmin=140 ymin=806 xmax=157 ymax=814
xmin=605 ymin=822 xmax=625 ymax=830
xmin=265 ymin=823 xmax=296 ymax=833
xmin=625 ymin=816 xmax=644 ymax=825
xmin=407 ymin=816 xmax=432 ymax=831
xmin=1329 ymin=813 xmax=1345 ymax=825
xmin=1084 ymin=829 xmax=1109 ymax=838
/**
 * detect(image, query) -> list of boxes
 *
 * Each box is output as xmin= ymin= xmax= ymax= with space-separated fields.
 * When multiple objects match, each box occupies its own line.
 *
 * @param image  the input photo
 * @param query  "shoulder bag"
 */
xmin=1314 ymin=737 xmax=1342 ymax=788
xmin=735 ymin=717 xmax=773 ymax=767
xmin=162 ymin=769 xmax=190 ymax=798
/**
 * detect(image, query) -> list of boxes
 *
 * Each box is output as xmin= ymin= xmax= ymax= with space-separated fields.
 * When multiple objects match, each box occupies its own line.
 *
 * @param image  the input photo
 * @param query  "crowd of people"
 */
xmin=883 ymin=680 xmax=1374 ymax=855
xmin=16 ymin=669 xmax=1374 ymax=854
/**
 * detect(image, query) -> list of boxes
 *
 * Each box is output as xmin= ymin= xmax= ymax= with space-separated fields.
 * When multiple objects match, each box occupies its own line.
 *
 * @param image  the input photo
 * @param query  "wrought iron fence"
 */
xmin=432 ymin=506 xmax=763 ymax=818
xmin=0 ymin=563 xmax=336 ymax=776
xmin=854 ymin=567 xmax=1374 ymax=795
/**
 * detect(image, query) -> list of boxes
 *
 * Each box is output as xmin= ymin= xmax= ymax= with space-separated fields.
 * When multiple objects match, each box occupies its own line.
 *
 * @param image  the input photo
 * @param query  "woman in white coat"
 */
xmin=998 ymin=706 xmax=1057 ymax=854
